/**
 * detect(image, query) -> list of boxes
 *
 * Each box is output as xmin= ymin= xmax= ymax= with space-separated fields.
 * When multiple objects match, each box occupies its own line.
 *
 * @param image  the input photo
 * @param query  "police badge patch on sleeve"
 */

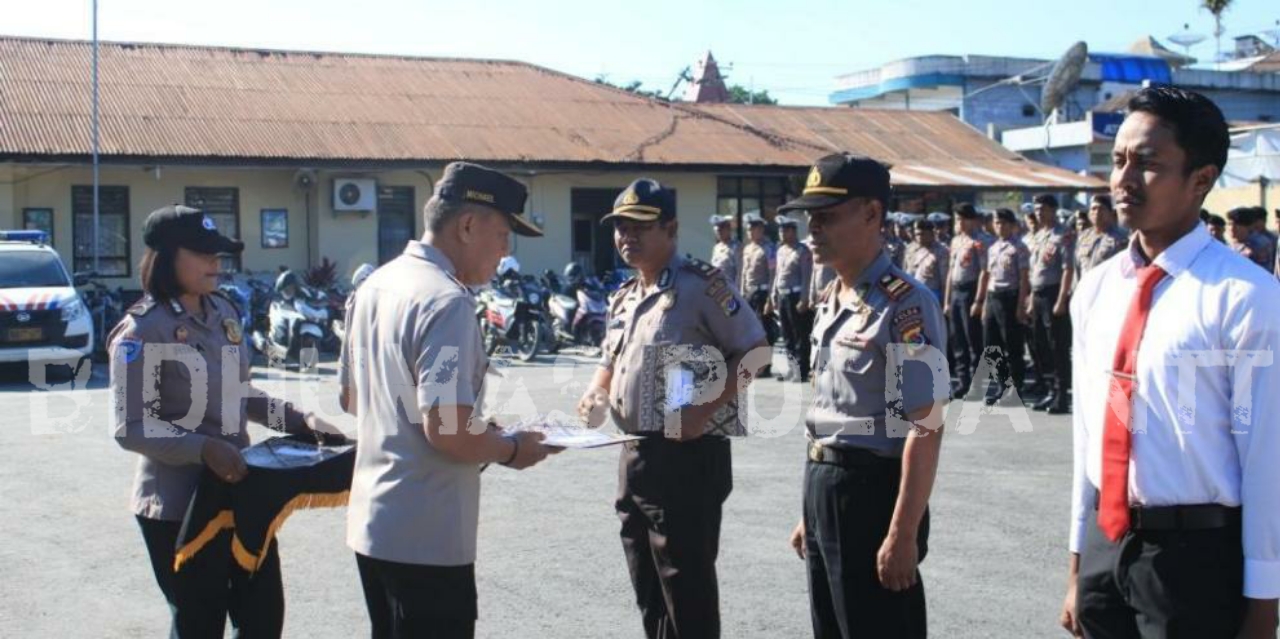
xmin=117 ymin=337 xmax=143 ymax=364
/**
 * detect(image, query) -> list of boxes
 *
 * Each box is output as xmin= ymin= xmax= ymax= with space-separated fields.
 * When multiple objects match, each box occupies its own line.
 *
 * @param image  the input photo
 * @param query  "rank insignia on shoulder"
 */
xmin=879 ymin=274 xmax=911 ymax=301
xmin=704 ymin=277 xmax=739 ymax=317
xmin=116 ymin=337 xmax=143 ymax=364
xmin=684 ymin=258 xmax=722 ymax=281
xmin=127 ymin=297 xmax=157 ymax=317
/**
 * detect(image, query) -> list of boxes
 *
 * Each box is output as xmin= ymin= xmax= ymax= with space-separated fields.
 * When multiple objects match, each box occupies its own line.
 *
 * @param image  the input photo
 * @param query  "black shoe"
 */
xmin=1048 ymin=402 xmax=1071 ymax=415
xmin=984 ymin=395 xmax=999 ymax=406
xmin=1033 ymin=394 xmax=1056 ymax=411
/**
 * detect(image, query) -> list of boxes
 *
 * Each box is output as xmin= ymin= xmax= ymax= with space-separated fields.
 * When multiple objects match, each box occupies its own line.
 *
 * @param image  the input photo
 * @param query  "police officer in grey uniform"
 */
xmin=741 ymin=212 xmax=776 ymax=375
xmin=1226 ymin=206 xmax=1276 ymax=273
xmin=783 ymin=154 xmax=949 ymax=639
xmin=111 ymin=205 xmax=340 ymax=638
xmin=709 ymin=214 xmax=742 ymax=293
xmin=773 ymin=215 xmax=814 ymax=382
xmin=943 ymin=203 xmax=991 ymax=399
xmin=576 ymin=178 xmax=766 ymax=639
xmin=905 ymin=219 xmax=949 ymax=304
xmin=974 ymin=208 xmax=1031 ymax=406
xmin=340 ymin=162 xmax=557 ymax=639
xmin=1026 ymin=193 xmax=1075 ymax=414
xmin=1073 ymin=194 xmax=1127 ymax=290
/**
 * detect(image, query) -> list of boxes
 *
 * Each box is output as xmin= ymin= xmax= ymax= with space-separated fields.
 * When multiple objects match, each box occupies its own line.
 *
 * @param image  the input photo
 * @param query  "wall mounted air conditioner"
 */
xmin=333 ymin=178 xmax=376 ymax=212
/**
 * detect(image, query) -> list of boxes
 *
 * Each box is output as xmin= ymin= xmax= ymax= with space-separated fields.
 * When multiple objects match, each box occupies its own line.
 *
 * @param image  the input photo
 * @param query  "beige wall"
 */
xmin=1205 ymin=183 xmax=1280 ymax=227
xmin=2 ymin=162 xmax=737 ymax=289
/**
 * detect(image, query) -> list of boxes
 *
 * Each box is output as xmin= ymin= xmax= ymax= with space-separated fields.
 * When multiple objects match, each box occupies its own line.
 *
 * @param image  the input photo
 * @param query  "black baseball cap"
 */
xmin=435 ymin=161 xmax=542 ymax=237
xmin=779 ymin=153 xmax=892 ymax=213
xmin=601 ymin=178 xmax=676 ymax=224
xmin=143 ymin=205 xmax=244 ymax=255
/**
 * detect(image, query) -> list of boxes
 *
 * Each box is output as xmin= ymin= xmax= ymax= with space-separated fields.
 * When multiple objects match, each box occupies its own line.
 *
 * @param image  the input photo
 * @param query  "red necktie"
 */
xmin=1098 ymin=264 xmax=1167 ymax=542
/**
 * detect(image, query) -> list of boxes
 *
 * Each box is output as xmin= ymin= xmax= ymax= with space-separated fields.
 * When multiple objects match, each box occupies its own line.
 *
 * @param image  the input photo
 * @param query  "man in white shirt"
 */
xmin=1060 ymin=87 xmax=1280 ymax=638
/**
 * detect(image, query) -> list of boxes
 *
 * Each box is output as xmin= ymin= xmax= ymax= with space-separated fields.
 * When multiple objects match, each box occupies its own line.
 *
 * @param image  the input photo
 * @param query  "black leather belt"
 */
xmin=807 ymin=441 xmax=898 ymax=470
xmin=1093 ymin=492 xmax=1240 ymax=531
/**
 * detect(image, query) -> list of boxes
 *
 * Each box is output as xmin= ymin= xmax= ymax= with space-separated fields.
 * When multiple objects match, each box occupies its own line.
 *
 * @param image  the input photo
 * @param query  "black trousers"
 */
xmin=616 ymin=435 xmax=733 ymax=639
xmin=779 ymin=292 xmax=814 ymax=380
xmin=1030 ymin=286 xmax=1072 ymax=401
xmin=1077 ymin=509 xmax=1245 ymax=639
xmin=982 ymin=290 xmax=1025 ymax=396
xmin=804 ymin=456 xmax=929 ymax=639
xmin=354 ymin=553 xmax=477 ymax=639
xmin=137 ymin=516 xmax=284 ymax=639
xmin=749 ymin=290 xmax=775 ymax=373
xmin=947 ymin=282 xmax=983 ymax=390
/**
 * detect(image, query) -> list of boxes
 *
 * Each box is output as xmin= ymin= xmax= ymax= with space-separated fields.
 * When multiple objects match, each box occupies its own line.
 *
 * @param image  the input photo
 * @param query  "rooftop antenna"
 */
xmin=666 ymin=66 xmax=692 ymax=101
xmin=1041 ymin=41 xmax=1088 ymax=124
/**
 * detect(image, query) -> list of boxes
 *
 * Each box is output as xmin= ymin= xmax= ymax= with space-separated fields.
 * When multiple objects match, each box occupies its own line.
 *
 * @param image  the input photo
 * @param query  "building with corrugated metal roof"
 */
xmin=0 ymin=37 xmax=1102 ymax=285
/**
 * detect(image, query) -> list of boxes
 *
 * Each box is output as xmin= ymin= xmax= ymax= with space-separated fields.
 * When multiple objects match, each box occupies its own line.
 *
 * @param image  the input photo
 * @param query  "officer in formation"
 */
xmin=772 ymin=215 xmax=814 ymax=382
xmin=708 ymin=214 xmax=742 ymax=292
xmin=577 ymin=178 xmax=767 ymax=639
xmin=1025 ymin=193 xmax=1075 ymax=414
xmin=883 ymin=218 xmax=907 ymax=268
xmin=340 ymin=162 xmax=558 ymax=638
xmin=111 ymin=205 xmax=340 ymax=637
xmin=904 ymin=218 xmax=949 ymax=303
xmin=784 ymin=153 xmax=948 ymax=639
xmin=740 ymin=212 xmax=776 ymax=376
xmin=1073 ymin=194 xmax=1127 ymax=290
xmin=973 ymin=208 xmax=1031 ymax=406
xmin=1226 ymin=206 xmax=1276 ymax=273
xmin=943 ymin=203 xmax=991 ymax=399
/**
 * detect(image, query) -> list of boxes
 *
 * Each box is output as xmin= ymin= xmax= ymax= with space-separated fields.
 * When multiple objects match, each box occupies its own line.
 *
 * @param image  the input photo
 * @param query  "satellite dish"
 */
xmin=1168 ymin=23 xmax=1207 ymax=51
xmin=1041 ymin=41 xmax=1088 ymax=120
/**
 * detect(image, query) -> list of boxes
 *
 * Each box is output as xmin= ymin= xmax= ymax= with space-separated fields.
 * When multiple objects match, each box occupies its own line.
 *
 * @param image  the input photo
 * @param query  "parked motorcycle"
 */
xmin=475 ymin=273 xmax=545 ymax=362
xmin=250 ymin=270 xmax=330 ymax=371
xmin=544 ymin=264 xmax=606 ymax=353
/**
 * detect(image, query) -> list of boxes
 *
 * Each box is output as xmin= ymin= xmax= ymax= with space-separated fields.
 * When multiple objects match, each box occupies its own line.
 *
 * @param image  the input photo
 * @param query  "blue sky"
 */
xmin=6 ymin=0 xmax=1278 ymax=105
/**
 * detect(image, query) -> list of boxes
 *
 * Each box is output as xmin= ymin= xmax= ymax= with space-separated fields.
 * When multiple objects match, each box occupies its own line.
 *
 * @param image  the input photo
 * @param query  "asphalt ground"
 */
xmin=0 ymin=350 xmax=1073 ymax=638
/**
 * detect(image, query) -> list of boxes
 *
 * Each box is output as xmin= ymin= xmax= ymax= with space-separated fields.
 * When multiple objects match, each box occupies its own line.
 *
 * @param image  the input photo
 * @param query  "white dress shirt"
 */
xmin=1070 ymin=222 xmax=1280 ymax=598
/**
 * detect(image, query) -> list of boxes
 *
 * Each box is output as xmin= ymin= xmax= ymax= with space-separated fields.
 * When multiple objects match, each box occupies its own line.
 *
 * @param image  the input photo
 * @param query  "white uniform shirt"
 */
xmin=1069 ymin=223 xmax=1280 ymax=598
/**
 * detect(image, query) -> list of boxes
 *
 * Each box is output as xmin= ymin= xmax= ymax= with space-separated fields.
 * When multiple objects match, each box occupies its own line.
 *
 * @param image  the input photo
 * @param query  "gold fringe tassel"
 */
xmin=172 ymin=510 xmax=235 ymax=572
xmin=231 ymin=490 xmax=351 ymax=573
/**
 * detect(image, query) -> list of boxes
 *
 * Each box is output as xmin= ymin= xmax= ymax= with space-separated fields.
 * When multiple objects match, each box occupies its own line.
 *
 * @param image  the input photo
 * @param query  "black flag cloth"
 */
xmin=174 ymin=435 xmax=354 ymax=574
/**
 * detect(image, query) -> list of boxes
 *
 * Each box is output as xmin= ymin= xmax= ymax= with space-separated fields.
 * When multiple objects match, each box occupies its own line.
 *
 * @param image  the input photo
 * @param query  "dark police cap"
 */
xmin=601 ymin=178 xmax=676 ymax=224
xmin=994 ymin=208 xmax=1018 ymax=224
xmin=435 ymin=161 xmax=542 ymax=237
xmin=778 ymin=153 xmax=892 ymax=213
xmin=143 ymin=205 xmax=244 ymax=255
xmin=955 ymin=203 xmax=982 ymax=220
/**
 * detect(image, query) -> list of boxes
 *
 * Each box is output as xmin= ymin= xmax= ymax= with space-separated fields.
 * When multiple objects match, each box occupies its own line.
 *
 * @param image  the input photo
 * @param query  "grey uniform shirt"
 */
xmin=601 ymin=254 xmax=766 ymax=436
xmin=740 ymin=241 xmax=773 ymax=294
xmin=948 ymin=232 xmax=990 ymax=286
xmin=904 ymin=242 xmax=949 ymax=293
xmin=772 ymin=241 xmax=813 ymax=305
xmin=109 ymin=294 xmax=253 ymax=521
xmin=807 ymin=251 xmax=949 ymax=457
xmin=809 ymin=262 xmax=836 ymax=308
xmin=987 ymin=237 xmax=1031 ymax=292
xmin=343 ymin=241 xmax=489 ymax=567
xmin=884 ymin=234 xmax=906 ymax=268
xmin=710 ymin=240 xmax=742 ymax=293
xmin=1029 ymin=224 xmax=1075 ymax=290
xmin=1073 ymin=227 xmax=1127 ymax=288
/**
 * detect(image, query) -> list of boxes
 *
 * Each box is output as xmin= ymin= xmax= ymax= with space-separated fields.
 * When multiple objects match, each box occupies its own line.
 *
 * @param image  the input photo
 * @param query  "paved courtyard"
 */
xmin=0 ymin=350 xmax=1074 ymax=638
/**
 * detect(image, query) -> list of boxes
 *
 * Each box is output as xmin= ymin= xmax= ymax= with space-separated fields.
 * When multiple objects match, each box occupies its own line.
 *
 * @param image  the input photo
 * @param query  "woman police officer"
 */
xmin=109 ymin=205 xmax=342 ymax=637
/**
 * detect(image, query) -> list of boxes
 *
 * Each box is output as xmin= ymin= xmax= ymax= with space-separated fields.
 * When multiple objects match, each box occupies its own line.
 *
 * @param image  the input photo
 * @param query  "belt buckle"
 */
xmin=808 ymin=442 xmax=824 ymax=462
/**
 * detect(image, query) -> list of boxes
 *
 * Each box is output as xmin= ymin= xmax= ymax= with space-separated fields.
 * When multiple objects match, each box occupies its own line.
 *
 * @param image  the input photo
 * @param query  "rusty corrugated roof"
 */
xmin=0 ymin=36 xmax=1103 ymax=189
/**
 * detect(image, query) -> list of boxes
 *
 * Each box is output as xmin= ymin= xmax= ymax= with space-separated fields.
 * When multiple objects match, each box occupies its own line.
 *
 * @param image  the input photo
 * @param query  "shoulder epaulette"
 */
xmin=210 ymin=289 xmax=243 ymax=316
xmin=683 ymin=257 xmax=722 ymax=281
xmin=127 ymin=296 xmax=157 ymax=317
xmin=878 ymin=272 xmax=912 ymax=302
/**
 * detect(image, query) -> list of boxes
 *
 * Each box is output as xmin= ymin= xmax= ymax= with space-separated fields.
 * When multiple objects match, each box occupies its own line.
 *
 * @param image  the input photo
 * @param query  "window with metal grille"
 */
xmin=185 ymin=187 xmax=241 ymax=272
xmin=72 ymin=185 xmax=130 ymax=277
xmin=716 ymin=176 xmax=793 ymax=243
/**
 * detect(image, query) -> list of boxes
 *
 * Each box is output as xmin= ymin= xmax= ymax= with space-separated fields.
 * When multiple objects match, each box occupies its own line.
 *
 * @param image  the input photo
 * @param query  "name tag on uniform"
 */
xmin=664 ymin=367 xmax=694 ymax=413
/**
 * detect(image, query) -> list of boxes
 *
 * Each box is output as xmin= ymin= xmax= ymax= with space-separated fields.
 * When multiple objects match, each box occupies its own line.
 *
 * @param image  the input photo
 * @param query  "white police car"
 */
xmin=0 ymin=231 xmax=93 ymax=371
